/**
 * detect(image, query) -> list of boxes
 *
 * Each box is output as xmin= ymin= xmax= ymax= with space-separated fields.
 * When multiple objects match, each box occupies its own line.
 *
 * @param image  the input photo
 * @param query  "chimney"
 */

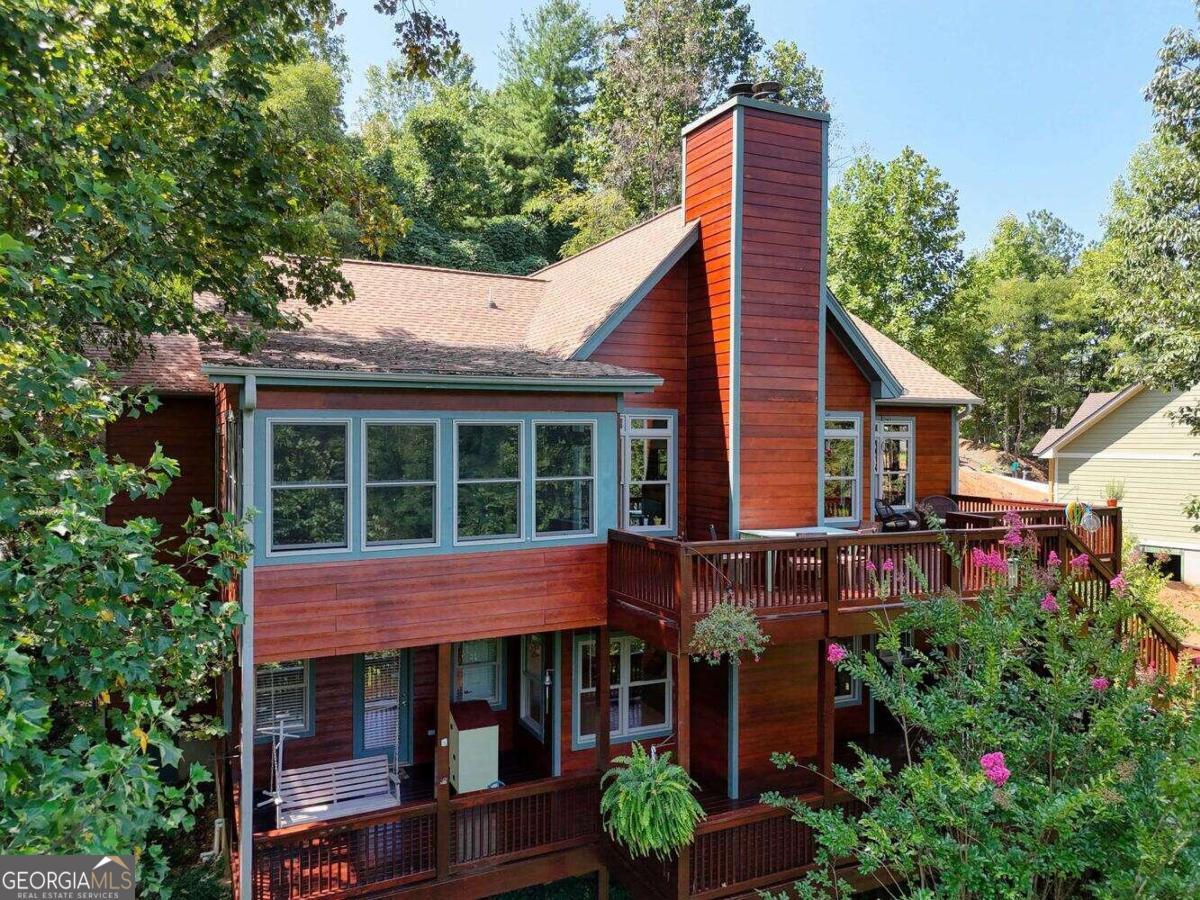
xmin=681 ymin=91 xmax=829 ymax=537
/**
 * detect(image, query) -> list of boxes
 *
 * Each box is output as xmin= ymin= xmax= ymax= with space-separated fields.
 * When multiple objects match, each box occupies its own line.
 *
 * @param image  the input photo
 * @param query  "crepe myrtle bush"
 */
xmin=762 ymin=522 xmax=1200 ymax=899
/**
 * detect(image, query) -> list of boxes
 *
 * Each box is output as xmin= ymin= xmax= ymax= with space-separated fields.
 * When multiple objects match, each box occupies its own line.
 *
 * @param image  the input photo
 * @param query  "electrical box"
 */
xmin=449 ymin=700 xmax=498 ymax=793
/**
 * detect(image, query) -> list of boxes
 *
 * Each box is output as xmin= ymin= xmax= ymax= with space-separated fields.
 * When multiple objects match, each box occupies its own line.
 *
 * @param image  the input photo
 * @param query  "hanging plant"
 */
xmin=601 ymin=742 xmax=705 ymax=860
xmin=688 ymin=599 xmax=769 ymax=665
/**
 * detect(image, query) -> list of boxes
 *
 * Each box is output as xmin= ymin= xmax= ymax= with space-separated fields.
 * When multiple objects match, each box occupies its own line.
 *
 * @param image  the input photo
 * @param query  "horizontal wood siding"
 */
xmin=254 ymin=546 xmax=606 ymax=662
xmin=737 ymin=642 xmax=819 ymax=796
xmin=257 ymin=387 xmax=616 ymax=413
xmin=825 ymin=330 xmax=873 ymax=523
xmin=253 ymin=654 xmax=355 ymax=783
xmin=877 ymin=405 xmax=955 ymax=501
xmin=590 ymin=258 xmax=689 ymax=530
xmin=737 ymin=107 xmax=824 ymax=531
xmin=684 ymin=114 xmax=734 ymax=539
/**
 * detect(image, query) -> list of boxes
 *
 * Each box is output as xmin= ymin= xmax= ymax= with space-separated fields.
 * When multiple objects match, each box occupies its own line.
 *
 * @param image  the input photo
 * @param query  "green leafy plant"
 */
xmin=688 ymin=599 xmax=769 ymax=665
xmin=1104 ymin=477 xmax=1126 ymax=502
xmin=600 ymin=742 xmax=705 ymax=860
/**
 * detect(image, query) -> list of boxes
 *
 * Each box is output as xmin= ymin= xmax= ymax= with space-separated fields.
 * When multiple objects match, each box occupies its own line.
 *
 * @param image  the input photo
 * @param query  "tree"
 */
xmin=746 ymin=39 xmax=829 ymax=113
xmin=827 ymin=148 xmax=964 ymax=360
xmin=974 ymin=210 xmax=1084 ymax=285
xmin=766 ymin=528 xmax=1200 ymax=898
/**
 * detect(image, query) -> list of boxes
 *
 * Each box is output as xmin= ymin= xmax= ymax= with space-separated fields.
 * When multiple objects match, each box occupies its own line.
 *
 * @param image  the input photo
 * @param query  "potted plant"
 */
xmin=1104 ymin=479 xmax=1125 ymax=508
xmin=687 ymin=599 xmax=769 ymax=665
xmin=601 ymin=742 xmax=705 ymax=860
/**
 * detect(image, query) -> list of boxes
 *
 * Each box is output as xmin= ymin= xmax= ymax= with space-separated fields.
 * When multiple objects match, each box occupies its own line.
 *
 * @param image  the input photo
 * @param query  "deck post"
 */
xmin=818 ymin=639 xmax=836 ymax=803
xmin=596 ymin=626 xmax=610 ymax=771
xmin=824 ymin=537 xmax=841 ymax=636
xmin=675 ymin=548 xmax=692 ymax=900
xmin=435 ymin=642 xmax=452 ymax=880
xmin=1112 ymin=507 xmax=1123 ymax=573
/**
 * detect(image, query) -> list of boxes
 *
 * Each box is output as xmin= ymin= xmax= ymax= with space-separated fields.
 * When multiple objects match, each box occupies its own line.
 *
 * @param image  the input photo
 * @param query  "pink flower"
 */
xmin=737 ymin=634 xmax=746 ymax=645
xmin=1046 ymin=550 xmax=1061 ymax=567
xmin=1109 ymin=573 xmax=1128 ymax=595
xmin=1002 ymin=510 xmax=1024 ymax=530
xmin=980 ymin=751 xmax=1011 ymax=787
xmin=865 ymin=559 xmax=877 ymax=574
xmin=971 ymin=546 xmax=1008 ymax=574
xmin=827 ymin=643 xmax=848 ymax=664
xmin=881 ymin=558 xmax=895 ymax=573
xmin=1040 ymin=593 xmax=1060 ymax=613
xmin=1069 ymin=552 xmax=1090 ymax=570
xmin=1091 ymin=676 xmax=1110 ymax=691
xmin=1001 ymin=528 xmax=1023 ymax=548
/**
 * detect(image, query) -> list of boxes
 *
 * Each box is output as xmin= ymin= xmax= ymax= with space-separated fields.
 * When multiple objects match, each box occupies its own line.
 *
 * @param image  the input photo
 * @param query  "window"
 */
xmin=875 ymin=418 xmax=915 ymax=512
xmin=834 ymin=636 xmax=863 ymax=707
xmin=823 ymin=415 xmax=861 ymax=524
xmin=454 ymin=639 xmax=505 ymax=708
xmin=622 ymin=416 xmax=675 ymax=532
xmin=255 ymin=660 xmax=312 ymax=737
xmin=364 ymin=422 xmax=437 ymax=546
xmin=358 ymin=651 xmax=409 ymax=758
xmin=456 ymin=422 xmax=522 ymax=542
xmin=534 ymin=422 xmax=595 ymax=537
xmin=575 ymin=634 xmax=672 ymax=746
xmin=520 ymin=635 xmax=548 ymax=739
xmin=270 ymin=421 xmax=349 ymax=551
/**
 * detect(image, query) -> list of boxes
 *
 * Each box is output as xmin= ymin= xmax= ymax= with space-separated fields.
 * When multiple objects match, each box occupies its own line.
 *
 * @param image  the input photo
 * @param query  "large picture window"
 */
xmin=621 ymin=415 xmax=675 ymax=532
xmin=358 ymin=650 xmax=408 ymax=759
xmin=534 ymin=422 xmax=595 ymax=537
xmin=456 ymin=422 xmax=522 ymax=542
xmin=454 ymin=639 xmax=505 ymax=708
xmin=364 ymin=422 xmax=437 ymax=546
xmin=823 ymin=414 xmax=861 ymax=524
xmin=875 ymin=418 xmax=915 ymax=511
xmin=575 ymin=634 xmax=671 ymax=746
xmin=519 ymin=634 xmax=548 ymax=739
xmin=270 ymin=422 xmax=349 ymax=551
xmin=255 ymin=660 xmax=312 ymax=737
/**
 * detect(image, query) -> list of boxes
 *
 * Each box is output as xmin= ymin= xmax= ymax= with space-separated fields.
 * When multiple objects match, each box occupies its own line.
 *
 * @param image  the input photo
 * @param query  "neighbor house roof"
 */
xmin=1034 ymin=387 xmax=1143 ymax=457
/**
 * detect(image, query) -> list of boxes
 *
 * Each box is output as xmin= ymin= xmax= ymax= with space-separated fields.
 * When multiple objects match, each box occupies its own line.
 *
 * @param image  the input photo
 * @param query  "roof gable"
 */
xmin=1035 ymin=386 xmax=1143 ymax=457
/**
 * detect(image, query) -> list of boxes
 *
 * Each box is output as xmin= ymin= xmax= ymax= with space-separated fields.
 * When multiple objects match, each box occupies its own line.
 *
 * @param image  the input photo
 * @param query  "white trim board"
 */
xmin=1055 ymin=451 xmax=1200 ymax=462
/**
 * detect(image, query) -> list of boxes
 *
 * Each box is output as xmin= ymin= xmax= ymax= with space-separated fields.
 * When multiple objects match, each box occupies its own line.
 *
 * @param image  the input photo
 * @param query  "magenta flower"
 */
xmin=971 ymin=546 xmax=1008 ymax=574
xmin=827 ymin=643 xmax=848 ymax=664
xmin=737 ymin=634 xmax=746 ymax=645
xmin=1069 ymin=552 xmax=1090 ymax=570
xmin=865 ymin=559 xmax=877 ymax=574
xmin=1109 ymin=573 xmax=1129 ymax=595
xmin=1046 ymin=550 xmax=1061 ymax=567
xmin=881 ymin=558 xmax=895 ymax=573
xmin=1001 ymin=528 xmax=1023 ymax=548
xmin=1091 ymin=676 xmax=1110 ymax=691
xmin=980 ymin=751 xmax=1011 ymax=787
xmin=1040 ymin=593 xmax=1060 ymax=613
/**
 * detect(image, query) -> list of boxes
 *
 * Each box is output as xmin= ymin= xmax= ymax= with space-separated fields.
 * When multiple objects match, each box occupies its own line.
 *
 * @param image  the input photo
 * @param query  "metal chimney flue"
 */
xmin=752 ymin=80 xmax=783 ymax=101
xmin=727 ymin=81 xmax=754 ymax=98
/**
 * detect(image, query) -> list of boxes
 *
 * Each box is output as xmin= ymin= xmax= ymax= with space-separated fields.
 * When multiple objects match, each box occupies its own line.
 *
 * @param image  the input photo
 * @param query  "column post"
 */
xmin=435 ymin=643 xmax=452 ymax=880
xmin=596 ymin=626 xmax=610 ymax=771
xmin=818 ymin=640 xmax=836 ymax=803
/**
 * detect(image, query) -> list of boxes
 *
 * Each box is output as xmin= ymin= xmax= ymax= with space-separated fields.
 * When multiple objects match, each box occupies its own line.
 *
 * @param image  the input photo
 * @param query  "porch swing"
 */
xmin=259 ymin=661 xmax=407 ymax=829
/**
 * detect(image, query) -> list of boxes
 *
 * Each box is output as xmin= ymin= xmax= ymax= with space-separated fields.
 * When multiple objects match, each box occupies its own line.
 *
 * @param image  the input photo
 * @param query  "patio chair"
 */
xmin=874 ymin=499 xmax=921 ymax=532
xmin=918 ymin=495 xmax=959 ymax=527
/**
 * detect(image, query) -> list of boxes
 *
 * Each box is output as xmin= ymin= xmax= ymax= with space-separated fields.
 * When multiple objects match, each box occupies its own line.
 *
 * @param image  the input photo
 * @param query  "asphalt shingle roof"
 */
xmin=848 ymin=314 xmax=981 ymax=405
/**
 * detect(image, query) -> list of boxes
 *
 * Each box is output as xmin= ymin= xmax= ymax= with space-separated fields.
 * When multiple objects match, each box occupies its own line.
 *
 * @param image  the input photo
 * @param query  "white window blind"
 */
xmin=255 ymin=661 xmax=310 ymax=734
xmin=455 ymin=639 xmax=503 ymax=707
xmin=362 ymin=651 xmax=405 ymax=751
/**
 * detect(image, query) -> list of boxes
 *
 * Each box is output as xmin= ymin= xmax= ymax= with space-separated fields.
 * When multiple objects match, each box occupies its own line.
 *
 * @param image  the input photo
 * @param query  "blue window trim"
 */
xmin=452 ymin=638 xmax=508 ymax=711
xmin=253 ymin=659 xmax=317 ymax=744
xmin=821 ymin=411 xmax=863 ymax=527
xmin=352 ymin=651 xmax=413 ymax=763
xmin=252 ymin=410 xmax=619 ymax=566
xmin=620 ymin=409 xmax=679 ymax=537
xmin=570 ymin=631 xmax=674 ymax=752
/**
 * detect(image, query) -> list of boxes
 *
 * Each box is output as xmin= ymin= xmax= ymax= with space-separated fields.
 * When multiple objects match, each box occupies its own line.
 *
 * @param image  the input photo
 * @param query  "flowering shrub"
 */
xmin=764 ymin=519 xmax=1199 ymax=899
xmin=688 ymin=599 xmax=769 ymax=666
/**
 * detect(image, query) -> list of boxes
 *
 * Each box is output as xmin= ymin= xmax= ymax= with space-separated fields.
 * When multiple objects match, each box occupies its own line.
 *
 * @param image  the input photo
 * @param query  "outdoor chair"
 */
xmin=875 ymin=499 xmax=921 ymax=532
xmin=918 ymin=494 xmax=960 ymax=528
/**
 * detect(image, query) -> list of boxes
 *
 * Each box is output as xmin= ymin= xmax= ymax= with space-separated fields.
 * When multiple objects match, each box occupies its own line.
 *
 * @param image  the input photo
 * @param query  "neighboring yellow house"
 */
xmin=1034 ymin=385 xmax=1200 ymax=583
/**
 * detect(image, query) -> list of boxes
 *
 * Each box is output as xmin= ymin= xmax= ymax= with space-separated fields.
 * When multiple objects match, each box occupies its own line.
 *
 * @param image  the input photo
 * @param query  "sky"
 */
xmin=338 ymin=0 xmax=1194 ymax=251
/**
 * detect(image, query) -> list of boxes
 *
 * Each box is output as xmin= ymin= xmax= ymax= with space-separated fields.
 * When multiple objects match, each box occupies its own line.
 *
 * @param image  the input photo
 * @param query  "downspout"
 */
xmin=238 ymin=375 xmax=257 ymax=900
xmin=951 ymin=408 xmax=960 ymax=495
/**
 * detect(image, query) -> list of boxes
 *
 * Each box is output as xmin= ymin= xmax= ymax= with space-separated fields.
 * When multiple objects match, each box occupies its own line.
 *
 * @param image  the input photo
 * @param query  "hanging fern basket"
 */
xmin=600 ymin=742 xmax=706 ymax=860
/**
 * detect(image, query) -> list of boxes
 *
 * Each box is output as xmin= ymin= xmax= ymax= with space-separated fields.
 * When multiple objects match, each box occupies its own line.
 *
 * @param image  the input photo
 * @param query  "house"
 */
xmin=1035 ymin=385 xmax=1200 ymax=583
xmin=105 ymin=94 xmax=1151 ymax=899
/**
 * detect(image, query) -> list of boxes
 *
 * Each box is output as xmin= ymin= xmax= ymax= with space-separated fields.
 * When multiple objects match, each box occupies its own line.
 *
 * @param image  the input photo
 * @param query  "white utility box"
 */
xmin=449 ymin=700 xmax=499 ymax=793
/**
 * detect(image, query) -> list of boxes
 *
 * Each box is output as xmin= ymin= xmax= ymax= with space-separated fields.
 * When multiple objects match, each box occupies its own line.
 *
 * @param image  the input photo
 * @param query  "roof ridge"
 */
xmin=533 ymin=205 xmax=685 ymax=276
xmin=339 ymin=256 xmax=548 ymax=282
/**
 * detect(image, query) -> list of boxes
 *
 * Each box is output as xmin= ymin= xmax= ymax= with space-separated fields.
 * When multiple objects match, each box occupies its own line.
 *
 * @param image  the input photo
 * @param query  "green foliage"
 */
xmin=746 ymin=40 xmax=829 ymax=113
xmin=687 ymin=600 xmax=769 ymax=666
xmin=764 ymin=527 xmax=1200 ymax=898
xmin=600 ymin=742 xmax=705 ymax=860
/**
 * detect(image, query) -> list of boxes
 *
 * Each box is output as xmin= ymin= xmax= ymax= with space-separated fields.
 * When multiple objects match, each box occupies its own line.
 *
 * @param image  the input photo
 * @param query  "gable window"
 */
xmin=621 ymin=415 xmax=675 ymax=532
xmin=575 ymin=634 xmax=672 ymax=746
xmin=519 ymin=634 xmax=548 ymax=739
xmin=270 ymin=422 xmax=349 ymax=551
xmin=456 ymin=422 xmax=522 ymax=542
xmin=357 ymin=650 xmax=409 ymax=760
xmin=823 ymin=414 xmax=861 ymax=524
xmin=454 ymin=639 xmax=505 ymax=708
xmin=364 ymin=422 xmax=438 ymax=546
xmin=255 ymin=660 xmax=313 ymax=737
xmin=875 ymin=418 xmax=915 ymax=512
xmin=534 ymin=422 xmax=595 ymax=537
xmin=834 ymin=636 xmax=863 ymax=707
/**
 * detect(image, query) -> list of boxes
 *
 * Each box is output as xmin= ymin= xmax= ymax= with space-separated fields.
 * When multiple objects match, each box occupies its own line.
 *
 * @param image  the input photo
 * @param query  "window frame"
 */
xmin=572 ymin=633 xmax=673 ymax=750
xmin=874 ymin=416 xmax=916 ymax=513
xmin=352 ymin=650 xmax=412 ymax=762
xmin=532 ymin=419 xmax=598 ymax=540
xmin=519 ymin=634 xmax=548 ymax=740
xmin=620 ymin=413 xmax=677 ymax=534
xmin=822 ymin=412 xmax=862 ymax=525
xmin=266 ymin=418 xmax=352 ymax=556
xmin=254 ymin=659 xmax=315 ymax=742
xmin=453 ymin=419 xmax=526 ymax=546
xmin=834 ymin=635 xmax=863 ymax=707
xmin=452 ymin=638 xmax=507 ymax=710
xmin=360 ymin=419 xmax=440 ymax=550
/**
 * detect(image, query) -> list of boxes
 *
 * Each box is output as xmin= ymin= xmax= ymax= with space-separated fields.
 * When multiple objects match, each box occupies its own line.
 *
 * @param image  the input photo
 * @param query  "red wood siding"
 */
xmin=824 ymin=331 xmax=873 ymax=522
xmin=257 ymin=388 xmax=616 ymax=413
xmin=253 ymin=654 xmax=354 ymax=783
xmin=254 ymin=546 xmax=606 ymax=663
xmin=736 ymin=643 xmax=819 ymax=796
xmin=876 ymin=405 xmax=955 ymax=501
xmin=689 ymin=659 xmax=730 ymax=794
xmin=737 ymin=107 xmax=824 ymax=530
xmin=590 ymin=258 xmax=689 ymax=530
xmin=683 ymin=114 xmax=735 ymax=539
xmin=105 ymin=395 xmax=215 ymax=547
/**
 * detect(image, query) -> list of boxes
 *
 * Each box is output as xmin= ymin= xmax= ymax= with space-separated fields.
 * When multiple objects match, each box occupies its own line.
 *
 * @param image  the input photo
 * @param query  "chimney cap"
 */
xmin=752 ymin=80 xmax=783 ymax=101
xmin=727 ymin=81 xmax=754 ymax=98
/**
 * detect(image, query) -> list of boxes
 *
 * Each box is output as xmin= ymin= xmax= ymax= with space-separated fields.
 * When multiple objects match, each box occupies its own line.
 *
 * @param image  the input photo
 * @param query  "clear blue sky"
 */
xmin=338 ymin=0 xmax=1193 ymax=251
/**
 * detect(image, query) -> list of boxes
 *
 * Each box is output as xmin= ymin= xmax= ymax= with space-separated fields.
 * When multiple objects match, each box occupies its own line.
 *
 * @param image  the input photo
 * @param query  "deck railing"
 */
xmin=688 ymin=803 xmax=816 ymax=898
xmin=949 ymin=493 xmax=1121 ymax=562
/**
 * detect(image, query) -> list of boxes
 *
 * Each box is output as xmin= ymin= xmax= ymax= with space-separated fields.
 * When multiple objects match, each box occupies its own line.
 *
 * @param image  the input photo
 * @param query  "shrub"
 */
xmin=600 ymin=742 xmax=705 ymax=860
